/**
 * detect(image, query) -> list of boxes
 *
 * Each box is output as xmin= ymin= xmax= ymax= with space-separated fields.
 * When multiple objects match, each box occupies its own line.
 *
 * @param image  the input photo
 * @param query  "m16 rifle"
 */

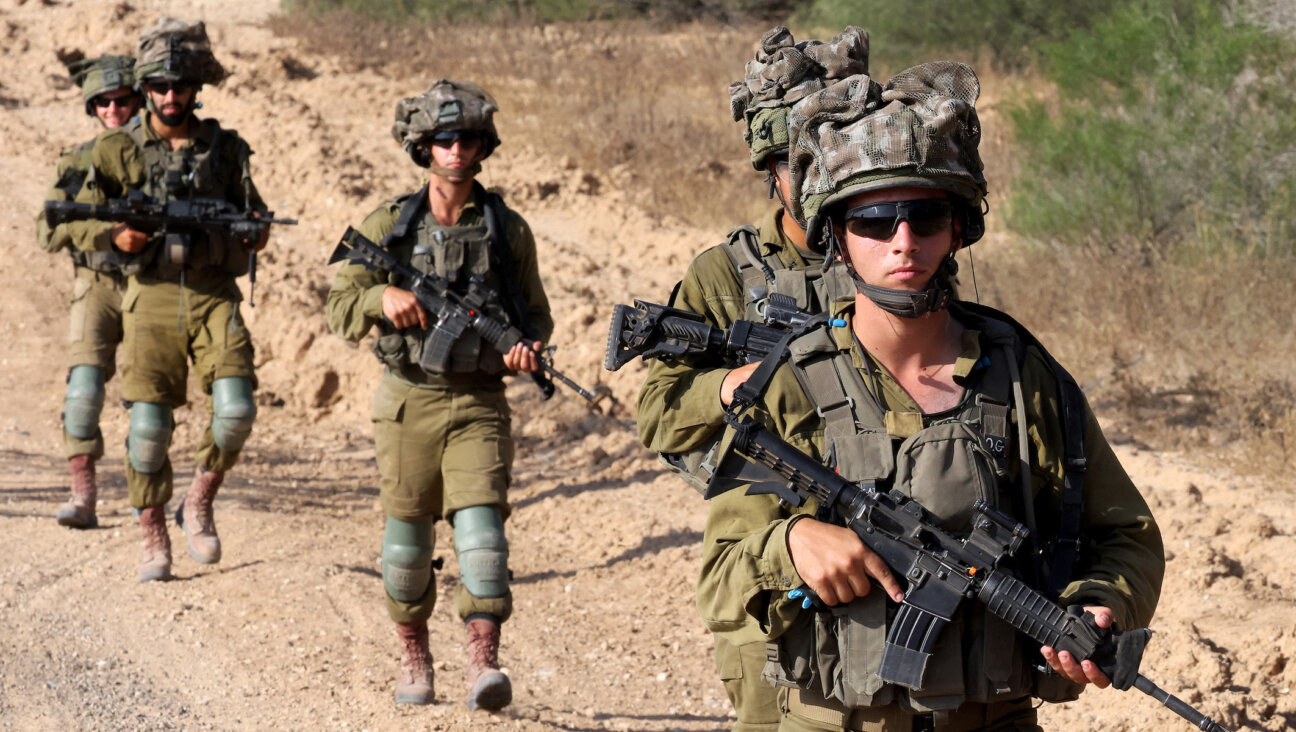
xmin=330 ymin=227 xmax=604 ymax=403
xmin=45 ymin=190 xmax=298 ymax=306
xmin=706 ymin=413 xmax=1233 ymax=732
xmin=604 ymin=294 xmax=826 ymax=372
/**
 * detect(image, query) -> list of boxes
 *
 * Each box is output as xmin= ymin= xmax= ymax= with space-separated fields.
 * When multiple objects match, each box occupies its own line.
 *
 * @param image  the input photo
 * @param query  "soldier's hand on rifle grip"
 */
xmin=381 ymin=286 xmax=428 ymax=330
xmin=254 ymin=222 xmax=270 ymax=251
xmin=787 ymin=517 xmax=905 ymax=606
xmin=1040 ymin=605 xmax=1114 ymax=689
xmin=111 ymin=223 xmax=149 ymax=253
xmin=504 ymin=340 xmax=543 ymax=373
xmin=720 ymin=362 xmax=761 ymax=406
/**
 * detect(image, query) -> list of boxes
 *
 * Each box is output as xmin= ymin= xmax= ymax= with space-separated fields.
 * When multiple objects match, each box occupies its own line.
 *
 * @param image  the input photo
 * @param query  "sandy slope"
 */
xmin=0 ymin=1 xmax=1292 ymax=730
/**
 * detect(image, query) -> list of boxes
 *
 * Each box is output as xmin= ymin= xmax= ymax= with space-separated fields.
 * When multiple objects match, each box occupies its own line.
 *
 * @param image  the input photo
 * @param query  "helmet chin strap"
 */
xmin=830 ymin=219 xmax=960 ymax=318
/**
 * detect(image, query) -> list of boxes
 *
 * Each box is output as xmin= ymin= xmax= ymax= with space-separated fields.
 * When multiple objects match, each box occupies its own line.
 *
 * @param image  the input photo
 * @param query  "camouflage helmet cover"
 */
xmin=729 ymin=25 xmax=870 ymax=170
xmin=392 ymin=79 xmax=501 ymax=167
xmin=135 ymin=17 xmax=226 ymax=86
xmin=789 ymin=61 xmax=988 ymax=247
xmin=65 ymin=54 xmax=136 ymax=102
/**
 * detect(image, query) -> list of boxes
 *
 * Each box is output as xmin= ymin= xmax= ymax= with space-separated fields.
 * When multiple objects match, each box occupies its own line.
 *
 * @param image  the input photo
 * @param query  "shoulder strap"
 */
xmin=955 ymin=301 xmax=1087 ymax=599
xmin=386 ymin=185 xmax=428 ymax=245
xmin=478 ymin=185 xmax=535 ymax=339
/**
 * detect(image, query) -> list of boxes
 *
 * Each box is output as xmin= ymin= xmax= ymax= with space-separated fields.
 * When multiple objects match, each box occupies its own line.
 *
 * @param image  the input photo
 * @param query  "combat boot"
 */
xmin=465 ymin=615 xmax=511 ymax=711
xmin=56 ymin=454 xmax=98 ymax=529
xmin=176 ymin=467 xmax=223 ymax=564
xmin=395 ymin=621 xmax=435 ymax=705
xmin=138 ymin=506 xmax=172 ymax=582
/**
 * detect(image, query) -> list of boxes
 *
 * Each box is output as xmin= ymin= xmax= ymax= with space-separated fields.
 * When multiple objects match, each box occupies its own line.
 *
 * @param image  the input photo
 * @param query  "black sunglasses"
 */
xmin=430 ymin=130 xmax=482 ymax=148
xmin=145 ymin=81 xmax=194 ymax=95
xmin=843 ymin=199 xmax=955 ymax=240
xmin=92 ymin=94 xmax=137 ymax=109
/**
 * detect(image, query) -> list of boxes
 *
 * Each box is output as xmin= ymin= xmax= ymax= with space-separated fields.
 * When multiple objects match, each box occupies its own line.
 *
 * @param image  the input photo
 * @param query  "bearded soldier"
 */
xmin=38 ymin=53 xmax=141 ymax=529
xmin=697 ymin=61 xmax=1165 ymax=730
xmin=326 ymin=80 xmax=551 ymax=711
xmin=636 ymin=27 xmax=865 ymax=732
xmin=69 ymin=19 xmax=269 ymax=582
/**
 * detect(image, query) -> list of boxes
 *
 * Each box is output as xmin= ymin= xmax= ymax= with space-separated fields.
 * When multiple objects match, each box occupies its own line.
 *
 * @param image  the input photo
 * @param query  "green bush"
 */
xmin=1006 ymin=0 xmax=1296 ymax=260
xmin=792 ymin=0 xmax=1121 ymax=70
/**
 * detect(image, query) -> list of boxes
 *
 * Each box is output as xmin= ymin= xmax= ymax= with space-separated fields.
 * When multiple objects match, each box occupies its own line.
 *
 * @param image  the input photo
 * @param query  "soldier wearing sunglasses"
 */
xmin=697 ymin=61 xmax=1164 ymax=731
xmin=37 ymin=53 xmax=141 ymax=531
xmin=636 ymin=26 xmax=868 ymax=732
xmin=68 ymin=18 xmax=270 ymax=584
xmin=327 ymin=79 xmax=552 ymax=712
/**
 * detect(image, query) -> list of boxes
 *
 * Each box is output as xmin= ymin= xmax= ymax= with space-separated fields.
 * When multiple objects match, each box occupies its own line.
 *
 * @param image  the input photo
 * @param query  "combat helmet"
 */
xmin=788 ymin=61 xmax=989 ymax=317
xmin=63 ymin=54 xmax=136 ymax=116
xmin=134 ymin=18 xmax=226 ymax=88
xmin=729 ymin=26 xmax=870 ymax=172
xmin=392 ymin=80 xmax=501 ymax=179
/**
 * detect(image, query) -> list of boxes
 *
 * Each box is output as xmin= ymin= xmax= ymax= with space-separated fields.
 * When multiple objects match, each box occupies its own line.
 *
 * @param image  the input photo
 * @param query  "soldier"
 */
xmin=696 ymin=61 xmax=1165 ymax=730
xmin=326 ymin=80 xmax=551 ymax=711
xmin=38 ymin=53 xmax=141 ymax=529
xmin=69 ymin=18 xmax=269 ymax=582
xmin=635 ymin=27 xmax=866 ymax=732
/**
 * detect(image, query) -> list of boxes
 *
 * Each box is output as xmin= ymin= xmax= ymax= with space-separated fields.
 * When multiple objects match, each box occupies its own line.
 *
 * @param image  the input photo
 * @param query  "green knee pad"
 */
xmin=211 ymin=377 xmax=256 ymax=452
xmin=453 ymin=505 xmax=509 ymax=598
xmin=382 ymin=517 xmax=435 ymax=603
xmin=64 ymin=365 xmax=106 ymax=440
xmin=127 ymin=402 xmax=172 ymax=474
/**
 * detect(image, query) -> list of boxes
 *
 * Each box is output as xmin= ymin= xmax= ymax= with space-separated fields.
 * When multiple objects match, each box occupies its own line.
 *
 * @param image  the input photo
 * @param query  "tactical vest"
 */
xmin=49 ymin=141 xmax=123 ymax=276
xmin=120 ymin=117 xmax=255 ymax=280
xmin=370 ymin=186 xmax=519 ymax=377
xmin=659 ymin=225 xmax=854 ymax=493
xmin=762 ymin=307 xmax=1084 ymax=710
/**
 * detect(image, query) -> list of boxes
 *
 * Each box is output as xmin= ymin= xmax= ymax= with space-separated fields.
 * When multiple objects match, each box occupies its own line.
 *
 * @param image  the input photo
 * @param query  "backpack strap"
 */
xmin=956 ymin=301 xmax=1087 ymax=599
xmin=478 ymin=185 xmax=535 ymax=339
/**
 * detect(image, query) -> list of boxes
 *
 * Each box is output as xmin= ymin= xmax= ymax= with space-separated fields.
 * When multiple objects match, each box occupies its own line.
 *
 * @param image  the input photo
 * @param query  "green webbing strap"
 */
xmin=479 ymin=186 xmax=535 ymax=340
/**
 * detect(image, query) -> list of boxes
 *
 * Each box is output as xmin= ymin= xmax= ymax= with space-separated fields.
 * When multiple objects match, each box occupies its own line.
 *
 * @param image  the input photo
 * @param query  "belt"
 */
xmin=786 ymin=688 xmax=1035 ymax=732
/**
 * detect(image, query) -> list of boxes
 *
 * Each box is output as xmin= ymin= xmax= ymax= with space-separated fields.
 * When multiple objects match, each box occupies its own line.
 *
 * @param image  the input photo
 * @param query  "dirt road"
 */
xmin=0 ymin=1 xmax=1292 ymax=730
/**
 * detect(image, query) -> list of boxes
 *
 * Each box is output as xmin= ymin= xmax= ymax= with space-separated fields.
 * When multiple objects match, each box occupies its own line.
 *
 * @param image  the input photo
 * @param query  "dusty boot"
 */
xmin=56 ymin=455 xmax=98 ymax=529
xmin=394 ymin=621 xmax=435 ymax=705
xmin=465 ymin=615 xmax=511 ymax=711
xmin=176 ymin=467 xmax=223 ymax=564
xmin=137 ymin=506 xmax=173 ymax=582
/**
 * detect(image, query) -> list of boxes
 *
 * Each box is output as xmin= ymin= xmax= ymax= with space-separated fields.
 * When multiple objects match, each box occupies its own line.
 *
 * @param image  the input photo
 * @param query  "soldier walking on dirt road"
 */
xmin=635 ymin=26 xmax=867 ymax=732
xmin=37 ymin=53 xmax=140 ymax=530
xmin=326 ymin=79 xmax=552 ymax=711
xmin=68 ymin=18 xmax=271 ymax=583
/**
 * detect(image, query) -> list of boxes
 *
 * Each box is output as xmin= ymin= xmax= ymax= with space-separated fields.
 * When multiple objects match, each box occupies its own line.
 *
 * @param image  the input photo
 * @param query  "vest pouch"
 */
xmin=893 ymin=422 xmax=1003 ymax=534
xmin=371 ymin=332 xmax=410 ymax=370
xmin=963 ymin=607 xmax=1032 ymax=703
xmin=829 ymin=432 xmax=894 ymax=484
xmin=832 ymin=591 xmax=893 ymax=708
xmin=763 ymin=614 xmax=818 ymax=689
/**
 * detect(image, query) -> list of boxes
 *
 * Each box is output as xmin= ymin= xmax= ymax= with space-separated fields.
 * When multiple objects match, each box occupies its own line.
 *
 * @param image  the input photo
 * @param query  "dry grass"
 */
xmin=965 ymin=243 xmax=1296 ymax=477
xmin=274 ymin=11 xmax=1296 ymax=480
xmin=271 ymin=11 xmax=772 ymax=228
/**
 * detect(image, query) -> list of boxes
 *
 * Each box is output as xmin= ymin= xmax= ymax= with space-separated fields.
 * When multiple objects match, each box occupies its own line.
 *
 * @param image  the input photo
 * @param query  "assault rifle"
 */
xmin=706 ymin=414 xmax=1232 ymax=732
xmin=330 ymin=227 xmax=604 ymax=403
xmin=604 ymin=295 xmax=823 ymax=371
xmin=44 ymin=190 xmax=298 ymax=306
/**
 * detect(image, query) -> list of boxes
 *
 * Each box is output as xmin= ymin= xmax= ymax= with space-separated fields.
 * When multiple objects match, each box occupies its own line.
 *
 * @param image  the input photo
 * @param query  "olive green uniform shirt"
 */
xmin=325 ymin=187 xmax=554 ymax=388
xmin=637 ymin=206 xmax=821 ymax=454
xmin=69 ymin=113 xmax=266 ymax=261
xmin=696 ymin=300 xmax=1164 ymax=644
